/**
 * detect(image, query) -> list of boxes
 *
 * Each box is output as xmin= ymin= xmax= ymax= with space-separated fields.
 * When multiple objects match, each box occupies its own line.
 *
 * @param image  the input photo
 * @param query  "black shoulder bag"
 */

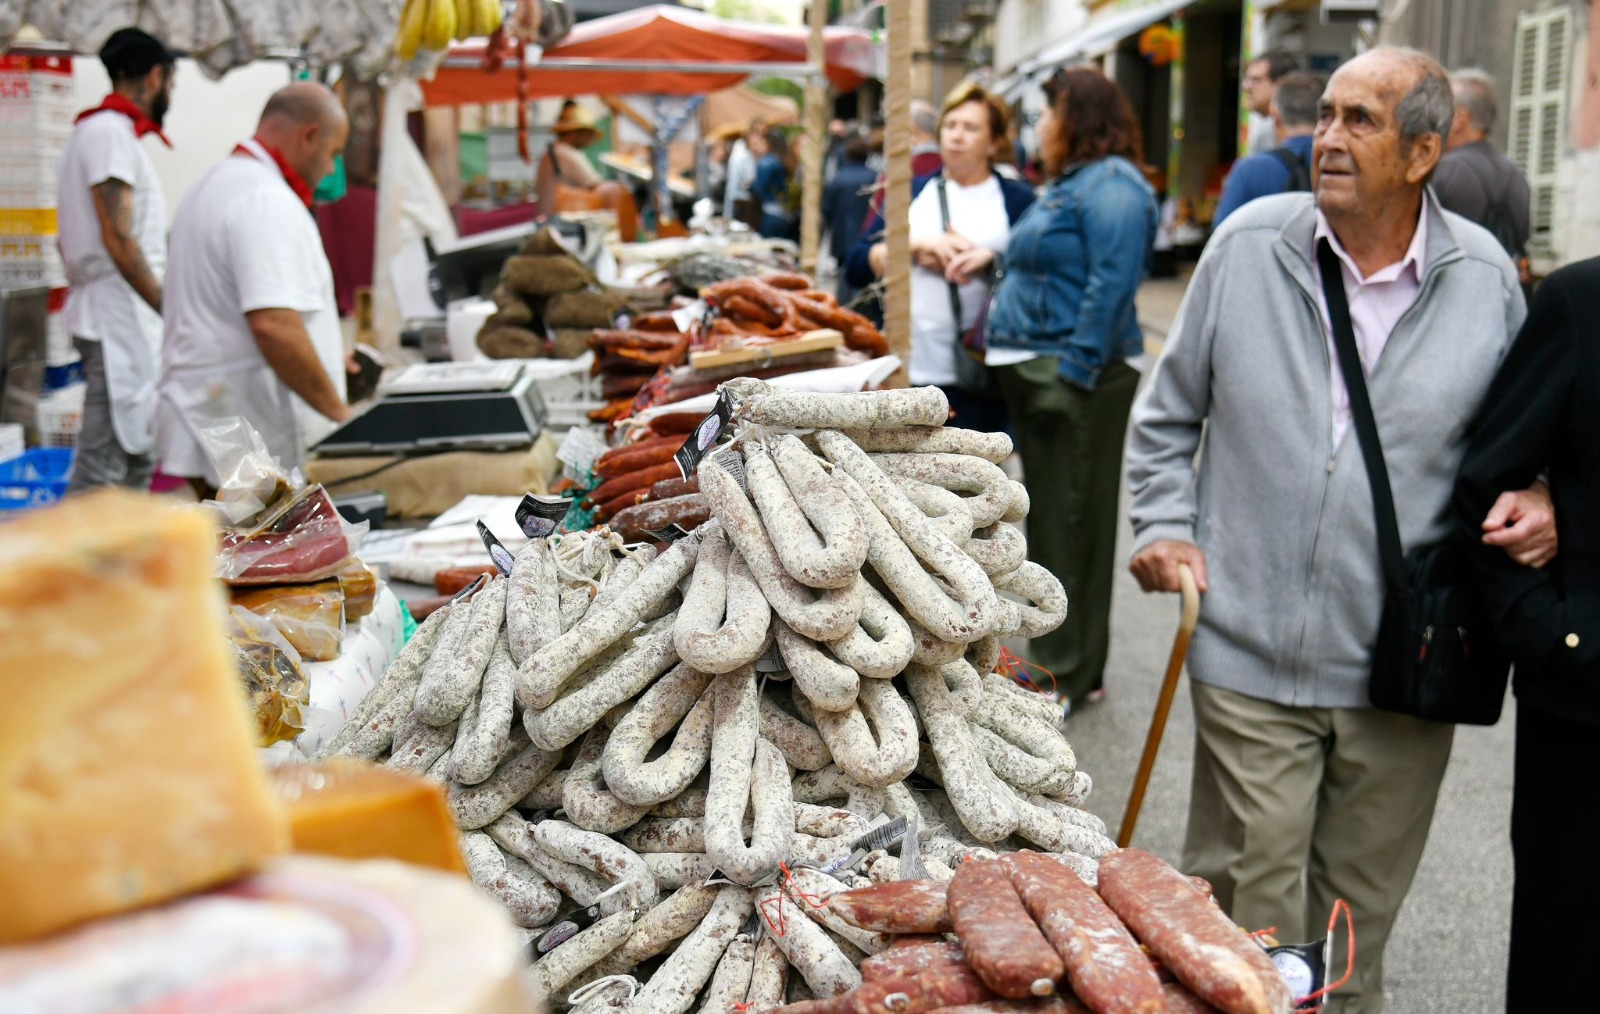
xmin=1316 ymin=238 xmax=1512 ymax=724
xmin=935 ymin=178 xmax=999 ymax=397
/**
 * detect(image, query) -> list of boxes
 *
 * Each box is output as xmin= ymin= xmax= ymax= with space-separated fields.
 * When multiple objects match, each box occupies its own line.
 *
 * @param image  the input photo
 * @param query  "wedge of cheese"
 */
xmin=271 ymin=759 xmax=468 ymax=874
xmin=0 ymin=490 xmax=291 ymax=944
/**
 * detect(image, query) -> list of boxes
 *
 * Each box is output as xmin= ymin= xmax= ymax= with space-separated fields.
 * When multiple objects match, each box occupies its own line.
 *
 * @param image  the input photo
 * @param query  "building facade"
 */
xmin=1382 ymin=0 xmax=1600 ymax=270
xmin=993 ymin=0 xmax=1365 ymax=229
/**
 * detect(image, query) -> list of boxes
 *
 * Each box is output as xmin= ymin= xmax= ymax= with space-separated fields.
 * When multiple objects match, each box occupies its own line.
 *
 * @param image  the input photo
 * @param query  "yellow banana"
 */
xmin=396 ymin=0 xmax=427 ymax=59
xmin=421 ymin=0 xmax=456 ymax=51
xmin=454 ymin=0 xmax=476 ymax=38
xmin=475 ymin=0 xmax=503 ymax=36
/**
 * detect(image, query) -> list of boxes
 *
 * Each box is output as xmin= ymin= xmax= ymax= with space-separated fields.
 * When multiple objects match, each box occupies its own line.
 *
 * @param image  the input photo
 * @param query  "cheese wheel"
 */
xmin=0 ymin=856 xmax=538 ymax=1013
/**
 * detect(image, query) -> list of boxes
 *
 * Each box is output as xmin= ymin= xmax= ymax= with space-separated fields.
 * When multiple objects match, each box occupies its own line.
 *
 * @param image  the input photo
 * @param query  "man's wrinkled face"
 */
xmin=1312 ymin=56 xmax=1436 ymax=218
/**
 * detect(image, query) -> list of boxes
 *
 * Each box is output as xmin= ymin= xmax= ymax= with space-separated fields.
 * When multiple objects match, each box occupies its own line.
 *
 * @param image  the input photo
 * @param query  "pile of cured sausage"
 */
xmin=317 ymin=385 xmax=1135 ymax=1011
xmin=794 ymin=849 xmax=1295 ymax=1014
xmin=587 ymin=271 xmax=890 ymax=425
xmin=700 ymin=275 xmax=888 ymax=358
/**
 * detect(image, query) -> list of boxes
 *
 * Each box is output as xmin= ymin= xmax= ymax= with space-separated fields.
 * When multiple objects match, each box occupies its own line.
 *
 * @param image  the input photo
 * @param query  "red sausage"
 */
xmin=860 ymin=940 xmax=966 ymax=983
xmin=827 ymin=880 xmax=953 ymax=934
xmin=845 ymin=965 xmax=997 ymax=1013
xmin=1001 ymin=852 xmax=1163 ymax=1014
xmin=1096 ymin=850 xmax=1290 ymax=1014
xmin=947 ymin=859 xmax=1064 ymax=999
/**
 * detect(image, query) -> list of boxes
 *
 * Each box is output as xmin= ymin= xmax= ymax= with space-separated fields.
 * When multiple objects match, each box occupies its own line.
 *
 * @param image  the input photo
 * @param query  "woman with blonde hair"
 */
xmin=846 ymin=81 xmax=1035 ymax=431
xmin=985 ymin=66 xmax=1159 ymax=705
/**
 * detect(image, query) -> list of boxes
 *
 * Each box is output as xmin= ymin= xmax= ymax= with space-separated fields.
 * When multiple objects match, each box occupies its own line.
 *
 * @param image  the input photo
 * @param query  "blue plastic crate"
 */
xmin=0 ymin=448 xmax=74 ymax=511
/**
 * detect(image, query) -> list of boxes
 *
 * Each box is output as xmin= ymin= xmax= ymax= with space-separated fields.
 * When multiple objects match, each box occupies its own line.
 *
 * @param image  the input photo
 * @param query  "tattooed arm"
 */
xmin=91 ymin=178 xmax=162 ymax=313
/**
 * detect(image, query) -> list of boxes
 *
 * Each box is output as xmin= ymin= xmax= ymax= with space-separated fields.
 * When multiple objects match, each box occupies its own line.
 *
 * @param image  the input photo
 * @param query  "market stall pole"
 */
xmin=799 ymin=0 xmax=828 ymax=274
xmin=1117 ymin=563 xmax=1200 ymax=847
xmin=882 ymin=0 xmax=913 ymax=379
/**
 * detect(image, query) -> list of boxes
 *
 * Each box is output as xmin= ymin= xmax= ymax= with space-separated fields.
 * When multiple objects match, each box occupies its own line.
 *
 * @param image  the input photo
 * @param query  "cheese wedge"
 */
xmin=271 ymin=759 xmax=468 ymax=874
xmin=0 ymin=490 xmax=290 ymax=944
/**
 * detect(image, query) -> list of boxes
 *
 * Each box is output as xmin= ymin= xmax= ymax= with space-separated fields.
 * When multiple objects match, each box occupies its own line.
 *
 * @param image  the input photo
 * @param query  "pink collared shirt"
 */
xmin=1313 ymin=198 xmax=1430 ymax=448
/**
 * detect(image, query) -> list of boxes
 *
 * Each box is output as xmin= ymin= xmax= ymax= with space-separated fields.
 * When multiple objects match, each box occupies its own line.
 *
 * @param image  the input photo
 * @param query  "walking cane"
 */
xmin=1117 ymin=563 xmax=1201 ymax=848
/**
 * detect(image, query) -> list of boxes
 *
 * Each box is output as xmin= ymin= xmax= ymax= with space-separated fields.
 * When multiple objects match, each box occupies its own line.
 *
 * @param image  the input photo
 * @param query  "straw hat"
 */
xmin=551 ymin=106 xmax=601 ymax=142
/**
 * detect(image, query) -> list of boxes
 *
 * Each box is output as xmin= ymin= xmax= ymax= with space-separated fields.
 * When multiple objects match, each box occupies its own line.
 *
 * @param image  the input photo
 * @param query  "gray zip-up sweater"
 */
xmin=1126 ymin=192 xmax=1526 ymax=708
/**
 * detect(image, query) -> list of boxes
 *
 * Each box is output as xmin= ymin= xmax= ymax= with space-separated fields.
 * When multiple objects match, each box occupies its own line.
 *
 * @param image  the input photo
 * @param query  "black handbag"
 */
xmin=1316 ymin=238 xmax=1512 ymax=725
xmin=935 ymin=178 xmax=1000 ymax=397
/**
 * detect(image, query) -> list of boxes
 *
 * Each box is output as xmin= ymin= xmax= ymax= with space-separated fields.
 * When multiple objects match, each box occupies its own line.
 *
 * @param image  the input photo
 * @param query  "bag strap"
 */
xmin=935 ymin=178 xmax=965 ymax=345
xmin=1315 ymin=237 xmax=1409 ymax=594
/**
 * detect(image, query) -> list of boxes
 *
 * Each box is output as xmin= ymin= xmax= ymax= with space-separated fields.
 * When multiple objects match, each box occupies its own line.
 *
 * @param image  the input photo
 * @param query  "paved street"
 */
xmin=1038 ymin=270 xmax=1515 ymax=1013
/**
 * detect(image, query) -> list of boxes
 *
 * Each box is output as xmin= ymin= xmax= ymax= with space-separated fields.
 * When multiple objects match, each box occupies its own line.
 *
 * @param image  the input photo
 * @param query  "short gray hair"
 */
xmin=1272 ymin=71 xmax=1325 ymax=128
xmin=910 ymin=99 xmax=939 ymax=139
xmin=1450 ymin=68 xmax=1497 ymax=133
xmin=1387 ymin=47 xmax=1454 ymax=150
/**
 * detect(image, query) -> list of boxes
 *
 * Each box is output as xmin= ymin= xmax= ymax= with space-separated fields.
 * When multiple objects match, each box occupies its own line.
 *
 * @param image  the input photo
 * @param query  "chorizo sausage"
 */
xmin=827 ymin=880 xmax=953 ymax=935
xmin=946 ymin=859 xmax=1064 ymax=999
xmin=1097 ymin=849 xmax=1291 ymax=1014
xmin=1001 ymin=851 xmax=1163 ymax=1014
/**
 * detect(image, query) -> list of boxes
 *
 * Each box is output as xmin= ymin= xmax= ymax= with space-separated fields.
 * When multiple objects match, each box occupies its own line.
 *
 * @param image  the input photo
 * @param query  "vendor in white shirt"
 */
xmin=158 ymin=83 xmax=352 ymax=494
xmin=57 ymin=28 xmax=176 ymax=493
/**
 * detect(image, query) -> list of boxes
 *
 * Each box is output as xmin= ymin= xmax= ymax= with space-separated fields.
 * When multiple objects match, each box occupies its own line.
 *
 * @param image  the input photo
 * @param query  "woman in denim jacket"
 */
xmin=986 ymin=67 xmax=1159 ymax=704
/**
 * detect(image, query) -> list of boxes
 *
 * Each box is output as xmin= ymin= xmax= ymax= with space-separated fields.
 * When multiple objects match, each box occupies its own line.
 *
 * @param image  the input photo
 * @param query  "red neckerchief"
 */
xmin=232 ymin=139 xmax=314 ymax=210
xmin=75 ymin=93 xmax=172 ymax=148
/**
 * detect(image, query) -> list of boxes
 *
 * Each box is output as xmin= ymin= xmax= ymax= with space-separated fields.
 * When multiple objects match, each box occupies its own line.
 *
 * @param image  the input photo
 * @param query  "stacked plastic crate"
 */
xmin=0 ymin=51 xmax=79 ymax=504
xmin=0 ymin=51 xmax=72 ymax=296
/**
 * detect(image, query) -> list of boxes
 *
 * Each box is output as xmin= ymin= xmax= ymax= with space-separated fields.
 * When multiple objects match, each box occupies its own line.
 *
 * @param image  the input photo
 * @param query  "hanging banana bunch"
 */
xmin=397 ymin=0 xmax=500 ymax=56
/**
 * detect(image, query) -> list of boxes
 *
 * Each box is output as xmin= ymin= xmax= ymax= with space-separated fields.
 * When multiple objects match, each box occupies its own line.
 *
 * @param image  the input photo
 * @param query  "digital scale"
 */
xmin=312 ymin=361 xmax=547 ymax=457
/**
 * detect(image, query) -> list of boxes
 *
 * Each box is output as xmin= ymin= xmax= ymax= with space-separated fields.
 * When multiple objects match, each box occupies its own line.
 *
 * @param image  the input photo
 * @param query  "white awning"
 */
xmin=995 ymin=0 xmax=1194 ymax=99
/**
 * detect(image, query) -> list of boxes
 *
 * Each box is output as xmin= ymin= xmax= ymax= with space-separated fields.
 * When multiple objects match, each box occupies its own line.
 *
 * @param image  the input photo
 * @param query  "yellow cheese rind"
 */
xmin=0 ymin=490 xmax=291 ymax=944
xmin=271 ymin=759 xmax=469 ymax=874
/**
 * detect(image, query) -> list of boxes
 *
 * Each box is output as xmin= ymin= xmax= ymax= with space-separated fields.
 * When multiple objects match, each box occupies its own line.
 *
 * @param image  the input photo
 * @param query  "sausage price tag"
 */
xmin=476 ymin=520 xmax=516 ymax=576
xmin=674 ymin=388 xmax=735 ymax=479
xmin=516 ymin=493 xmax=572 ymax=540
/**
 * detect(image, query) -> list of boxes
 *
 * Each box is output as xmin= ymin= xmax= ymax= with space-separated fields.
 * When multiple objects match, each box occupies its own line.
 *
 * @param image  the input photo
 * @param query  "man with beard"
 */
xmin=57 ymin=28 xmax=176 ymax=492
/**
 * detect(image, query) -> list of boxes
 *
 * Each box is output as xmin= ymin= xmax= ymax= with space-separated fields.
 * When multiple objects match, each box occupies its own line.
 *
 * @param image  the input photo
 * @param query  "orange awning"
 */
xmin=421 ymin=5 xmax=877 ymax=107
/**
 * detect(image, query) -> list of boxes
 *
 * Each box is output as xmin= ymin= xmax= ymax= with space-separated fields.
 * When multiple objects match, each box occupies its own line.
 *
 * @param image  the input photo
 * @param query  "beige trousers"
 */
xmin=1184 ymin=682 xmax=1455 ymax=1014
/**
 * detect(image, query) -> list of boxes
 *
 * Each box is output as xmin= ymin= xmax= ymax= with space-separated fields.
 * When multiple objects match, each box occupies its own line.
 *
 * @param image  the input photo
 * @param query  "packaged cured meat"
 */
xmin=217 ymin=485 xmax=365 ymax=587
xmin=231 ymin=579 xmax=346 ymax=662
xmin=227 ymin=606 xmax=311 ymax=746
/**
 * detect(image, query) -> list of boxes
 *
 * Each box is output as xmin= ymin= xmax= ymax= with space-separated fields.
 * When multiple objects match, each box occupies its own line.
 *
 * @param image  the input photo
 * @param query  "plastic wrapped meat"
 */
xmin=139 ymin=0 xmax=234 ymax=59
xmin=231 ymin=580 xmax=346 ymax=662
xmin=0 ymin=1 xmax=28 ymax=49
xmin=222 ymin=0 xmax=316 ymax=51
xmin=307 ymin=0 xmax=368 ymax=65
xmin=350 ymin=0 xmax=406 ymax=79
xmin=218 ymin=485 xmax=365 ymax=587
xmin=28 ymin=0 xmax=140 ymax=53
xmin=228 ymin=606 xmax=311 ymax=746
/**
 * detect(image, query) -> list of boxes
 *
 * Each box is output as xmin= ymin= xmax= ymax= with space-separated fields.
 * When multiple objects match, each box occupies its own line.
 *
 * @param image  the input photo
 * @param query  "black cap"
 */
xmin=99 ymin=28 xmax=177 ymax=81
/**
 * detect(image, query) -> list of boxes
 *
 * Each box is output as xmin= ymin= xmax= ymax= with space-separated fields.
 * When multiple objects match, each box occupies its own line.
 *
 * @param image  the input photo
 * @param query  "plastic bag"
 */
xmin=218 ymin=485 xmax=367 ymax=586
xmin=231 ymin=579 xmax=346 ymax=662
xmin=199 ymin=416 xmax=298 ymax=527
xmin=227 ymin=605 xmax=311 ymax=747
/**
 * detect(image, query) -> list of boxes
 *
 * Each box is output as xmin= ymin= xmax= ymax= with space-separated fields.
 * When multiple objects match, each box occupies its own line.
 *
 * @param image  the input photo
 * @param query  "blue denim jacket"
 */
xmin=986 ymin=156 xmax=1158 ymax=390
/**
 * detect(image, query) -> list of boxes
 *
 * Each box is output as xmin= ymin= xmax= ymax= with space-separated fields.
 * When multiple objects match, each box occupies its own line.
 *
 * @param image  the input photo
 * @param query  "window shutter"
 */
xmin=1509 ymin=6 xmax=1573 ymax=248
